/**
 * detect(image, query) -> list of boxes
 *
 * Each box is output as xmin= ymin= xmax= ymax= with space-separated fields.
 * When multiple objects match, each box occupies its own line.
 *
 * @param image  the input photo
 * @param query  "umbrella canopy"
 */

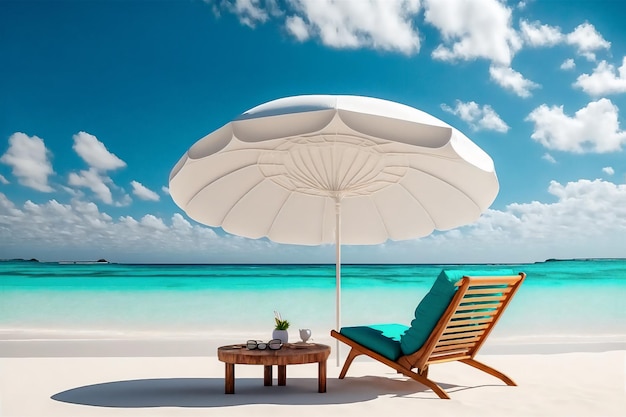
xmin=169 ymin=95 xmax=499 ymax=359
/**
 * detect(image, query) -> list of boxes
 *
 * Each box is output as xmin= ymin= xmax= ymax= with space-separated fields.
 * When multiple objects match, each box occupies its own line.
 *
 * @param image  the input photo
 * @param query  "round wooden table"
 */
xmin=217 ymin=343 xmax=331 ymax=394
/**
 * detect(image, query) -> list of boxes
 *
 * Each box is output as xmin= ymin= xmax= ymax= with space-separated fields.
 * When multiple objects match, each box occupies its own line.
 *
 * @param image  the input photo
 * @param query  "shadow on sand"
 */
xmin=52 ymin=376 xmax=461 ymax=407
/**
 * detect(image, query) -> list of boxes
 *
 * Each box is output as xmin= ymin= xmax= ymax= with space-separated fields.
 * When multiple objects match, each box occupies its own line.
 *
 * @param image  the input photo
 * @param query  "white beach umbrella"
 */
xmin=169 ymin=95 xmax=499 ymax=362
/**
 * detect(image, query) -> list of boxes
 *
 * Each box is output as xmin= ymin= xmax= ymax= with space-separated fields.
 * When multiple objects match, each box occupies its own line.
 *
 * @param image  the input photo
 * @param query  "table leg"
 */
xmin=318 ymin=360 xmax=327 ymax=393
xmin=278 ymin=365 xmax=286 ymax=386
xmin=264 ymin=365 xmax=273 ymax=386
xmin=225 ymin=363 xmax=235 ymax=394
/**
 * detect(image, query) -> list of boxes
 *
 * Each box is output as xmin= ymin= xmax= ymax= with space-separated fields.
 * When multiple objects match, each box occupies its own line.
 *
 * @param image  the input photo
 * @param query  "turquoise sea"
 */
xmin=1 ymin=260 xmax=625 ymax=348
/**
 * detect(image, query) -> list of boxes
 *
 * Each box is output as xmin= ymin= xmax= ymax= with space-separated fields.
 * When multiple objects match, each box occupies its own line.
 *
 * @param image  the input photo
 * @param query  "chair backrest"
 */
xmin=413 ymin=273 xmax=526 ymax=370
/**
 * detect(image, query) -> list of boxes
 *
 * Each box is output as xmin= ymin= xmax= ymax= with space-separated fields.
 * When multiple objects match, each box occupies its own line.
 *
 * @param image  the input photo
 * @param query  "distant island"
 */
xmin=58 ymin=259 xmax=110 ymax=264
xmin=1 ymin=258 xmax=110 ymax=264
xmin=0 ymin=258 xmax=40 ymax=263
xmin=542 ymin=258 xmax=623 ymax=263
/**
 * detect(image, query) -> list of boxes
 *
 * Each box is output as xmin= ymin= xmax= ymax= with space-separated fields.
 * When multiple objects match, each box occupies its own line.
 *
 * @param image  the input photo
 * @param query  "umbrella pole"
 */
xmin=335 ymin=201 xmax=341 ymax=367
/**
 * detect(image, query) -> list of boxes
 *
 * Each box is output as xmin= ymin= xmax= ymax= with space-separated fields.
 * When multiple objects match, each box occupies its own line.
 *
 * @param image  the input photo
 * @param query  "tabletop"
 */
xmin=217 ymin=343 xmax=330 ymax=365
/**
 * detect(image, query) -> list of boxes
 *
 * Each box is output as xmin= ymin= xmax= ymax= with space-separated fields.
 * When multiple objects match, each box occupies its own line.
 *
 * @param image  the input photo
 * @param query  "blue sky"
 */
xmin=1 ymin=0 xmax=625 ymax=264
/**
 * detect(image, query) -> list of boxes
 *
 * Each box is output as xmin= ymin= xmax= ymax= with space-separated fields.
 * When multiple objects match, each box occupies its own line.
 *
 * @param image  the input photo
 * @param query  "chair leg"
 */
xmin=461 ymin=358 xmax=516 ymax=386
xmin=338 ymin=348 xmax=361 ymax=379
xmin=401 ymin=367 xmax=449 ymax=399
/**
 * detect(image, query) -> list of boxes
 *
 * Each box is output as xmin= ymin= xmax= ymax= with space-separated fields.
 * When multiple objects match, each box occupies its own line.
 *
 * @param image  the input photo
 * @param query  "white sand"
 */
xmin=1 ymin=337 xmax=625 ymax=417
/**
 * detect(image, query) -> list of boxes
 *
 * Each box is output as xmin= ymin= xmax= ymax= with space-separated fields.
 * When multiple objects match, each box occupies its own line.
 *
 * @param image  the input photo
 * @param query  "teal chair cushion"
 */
xmin=340 ymin=323 xmax=408 ymax=361
xmin=399 ymin=268 xmax=514 ymax=356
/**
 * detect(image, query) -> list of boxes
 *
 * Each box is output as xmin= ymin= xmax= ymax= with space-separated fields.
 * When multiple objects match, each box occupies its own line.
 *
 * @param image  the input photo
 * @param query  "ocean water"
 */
xmin=1 ymin=260 xmax=625 ymax=347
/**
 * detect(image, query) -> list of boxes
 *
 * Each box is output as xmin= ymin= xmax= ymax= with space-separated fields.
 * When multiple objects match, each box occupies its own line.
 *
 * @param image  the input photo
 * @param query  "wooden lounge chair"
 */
xmin=331 ymin=270 xmax=526 ymax=399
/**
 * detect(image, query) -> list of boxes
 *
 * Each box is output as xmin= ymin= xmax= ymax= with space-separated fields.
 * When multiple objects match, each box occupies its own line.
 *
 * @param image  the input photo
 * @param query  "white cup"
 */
xmin=299 ymin=328 xmax=312 ymax=343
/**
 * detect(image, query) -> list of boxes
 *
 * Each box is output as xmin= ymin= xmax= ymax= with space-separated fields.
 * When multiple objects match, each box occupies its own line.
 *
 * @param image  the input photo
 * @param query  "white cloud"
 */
xmin=441 ymin=100 xmax=509 ymax=132
xmin=516 ymin=20 xmax=610 ymax=62
xmin=72 ymin=132 xmax=126 ymax=172
xmin=131 ymin=180 xmax=160 ymax=202
xmin=422 ymin=12 xmax=608 ymax=69
xmin=602 ymin=167 xmax=614 ymax=176
xmin=519 ymin=20 xmax=563 ymax=47
xmin=0 ymin=174 xmax=9 ymax=185
xmin=489 ymin=65 xmax=539 ymax=98
xmin=114 ymin=194 xmax=133 ymax=207
xmin=140 ymin=214 xmax=168 ymax=231
xmin=0 ymin=132 xmax=54 ymax=192
xmin=68 ymin=168 xmax=114 ymax=205
xmin=477 ymin=179 xmax=626 ymax=245
xmin=574 ymin=57 xmax=626 ymax=96
xmin=425 ymin=0 xmax=521 ymax=66
xmin=216 ymin=0 xmax=422 ymax=54
xmin=210 ymin=0 xmax=611 ymax=75
xmin=542 ymin=153 xmax=556 ymax=164
xmin=60 ymin=185 xmax=84 ymax=199
xmin=220 ymin=0 xmax=271 ymax=27
xmin=285 ymin=0 xmax=421 ymax=55
xmin=560 ymin=58 xmax=575 ymax=70
xmin=526 ymin=98 xmax=626 ymax=153
xmin=68 ymin=132 xmax=129 ymax=205
xmin=171 ymin=212 xmax=192 ymax=230
xmin=0 ymin=192 xmax=23 ymax=217
xmin=0 ymin=192 xmax=278 ymax=263
xmin=408 ymin=178 xmax=626 ymax=263
xmin=285 ymin=15 xmax=310 ymax=41
xmin=161 ymin=186 xmax=170 ymax=195
xmin=566 ymin=22 xmax=610 ymax=61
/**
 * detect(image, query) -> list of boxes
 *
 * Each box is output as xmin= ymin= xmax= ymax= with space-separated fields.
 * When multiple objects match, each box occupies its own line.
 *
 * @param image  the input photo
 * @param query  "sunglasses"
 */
xmin=246 ymin=339 xmax=283 ymax=350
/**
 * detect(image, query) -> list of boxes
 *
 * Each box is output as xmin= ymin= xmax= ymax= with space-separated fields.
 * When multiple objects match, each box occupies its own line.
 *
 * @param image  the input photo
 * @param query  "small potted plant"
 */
xmin=272 ymin=311 xmax=290 ymax=343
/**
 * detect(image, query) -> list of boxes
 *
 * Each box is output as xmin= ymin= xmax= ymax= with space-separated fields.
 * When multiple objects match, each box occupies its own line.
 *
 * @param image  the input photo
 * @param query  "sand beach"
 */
xmin=1 ymin=334 xmax=625 ymax=417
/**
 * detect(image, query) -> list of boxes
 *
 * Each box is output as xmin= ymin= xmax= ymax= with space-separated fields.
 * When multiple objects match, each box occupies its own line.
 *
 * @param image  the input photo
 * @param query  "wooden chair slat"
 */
xmin=456 ymin=301 xmax=503 ymax=311
xmin=452 ymin=309 xmax=499 ymax=319
xmin=465 ymin=287 xmax=512 ymax=295
xmin=442 ymin=323 xmax=491 ymax=334
xmin=427 ymin=354 xmax=472 ymax=364
xmin=436 ymin=335 xmax=481 ymax=345
xmin=459 ymin=295 xmax=506 ymax=304
xmin=463 ymin=276 xmax=522 ymax=285
xmin=446 ymin=317 xmax=494 ymax=326
xmin=433 ymin=342 xmax=477 ymax=353
xmin=439 ymin=330 xmax=485 ymax=341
